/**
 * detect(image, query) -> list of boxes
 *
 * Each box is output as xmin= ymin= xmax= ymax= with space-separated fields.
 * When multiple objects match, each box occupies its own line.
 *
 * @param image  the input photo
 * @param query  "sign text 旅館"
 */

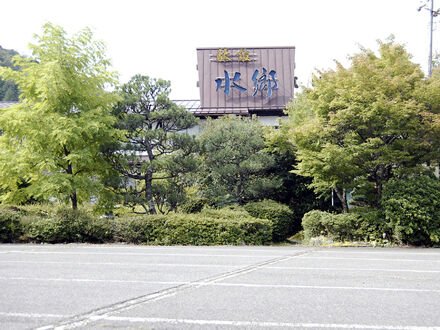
xmin=214 ymin=48 xmax=279 ymax=99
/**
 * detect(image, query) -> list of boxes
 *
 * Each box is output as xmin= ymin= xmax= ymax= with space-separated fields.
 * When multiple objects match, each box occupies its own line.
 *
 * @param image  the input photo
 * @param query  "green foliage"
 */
xmin=302 ymin=210 xmax=332 ymax=239
xmin=382 ymin=175 xmax=440 ymax=246
xmin=198 ymin=115 xmax=281 ymax=205
xmin=112 ymin=210 xmax=272 ymax=245
xmin=105 ymin=74 xmax=198 ymax=214
xmin=0 ymin=209 xmax=23 ymax=242
xmin=180 ymin=198 xmax=209 ymax=213
xmin=26 ymin=208 xmax=113 ymax=243
xmin=264 ymin=126 xmax=333 ymax=215
xmin=0 ymin=23 xmax=120 ymax=209
xmin=6 ymin=203 xmax=271 ymax=245
xmin=302 ymin=209 xmax=388 ymax=243
xmin=244 ymin=200 xmax=295 ymax=242
xmin=351 ymin=207 xmax=390 ymax=242
xmin=0 ymin=45 xmax=20 ymax=101
xmin=284 ymin=39 xmax=436 ymax=211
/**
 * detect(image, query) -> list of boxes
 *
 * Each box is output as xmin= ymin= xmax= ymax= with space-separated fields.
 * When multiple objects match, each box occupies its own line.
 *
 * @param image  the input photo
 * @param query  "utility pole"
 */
xmin=429 ymin=0 xmax=434 ymax=77
xmin=419 ymin=0 xmax=440 ymax=77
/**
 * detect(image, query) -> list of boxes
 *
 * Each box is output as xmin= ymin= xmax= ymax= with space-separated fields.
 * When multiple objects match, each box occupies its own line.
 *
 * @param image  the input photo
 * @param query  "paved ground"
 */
xmin=0 ymin=244 xmax=439 ymax=330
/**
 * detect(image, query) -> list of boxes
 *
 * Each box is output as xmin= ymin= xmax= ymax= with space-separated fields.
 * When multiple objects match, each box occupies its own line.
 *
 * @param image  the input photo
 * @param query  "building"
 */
xmin=176 ymin=46 xmax=296 ymax=128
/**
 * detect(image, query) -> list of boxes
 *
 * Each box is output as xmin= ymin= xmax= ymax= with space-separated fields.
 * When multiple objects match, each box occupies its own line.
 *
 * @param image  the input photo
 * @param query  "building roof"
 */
xmin=0 ymin=101 xmax=19 ymax=109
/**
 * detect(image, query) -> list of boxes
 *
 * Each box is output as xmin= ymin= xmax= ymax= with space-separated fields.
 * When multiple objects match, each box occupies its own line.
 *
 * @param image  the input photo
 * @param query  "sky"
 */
xmin=1 ymin=0 xmax=438 ymax=99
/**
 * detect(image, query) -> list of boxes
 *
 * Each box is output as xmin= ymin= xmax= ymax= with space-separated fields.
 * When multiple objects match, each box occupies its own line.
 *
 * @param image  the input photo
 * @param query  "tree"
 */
xmin=106 ymin=74 xmax=198 ymax=214
xmin=284 ymin=39 xmax=437 ymax=212
xmin=198 ymin=115 xmax=281 ymax=205
xmin=0 ymin=23 xmax=119 ymax=209
xmin=0 ymin=46 xmax=20 ymax=101
xmin=264 ymin=123 xmax=333 ymax=216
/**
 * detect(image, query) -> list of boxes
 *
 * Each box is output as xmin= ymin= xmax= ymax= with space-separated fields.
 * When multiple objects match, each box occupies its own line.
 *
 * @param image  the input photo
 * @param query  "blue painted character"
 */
xmin=215 ymin=71 xmax=247 ymax=96
xmin=252 ymin=68 xmax=278 ymax=98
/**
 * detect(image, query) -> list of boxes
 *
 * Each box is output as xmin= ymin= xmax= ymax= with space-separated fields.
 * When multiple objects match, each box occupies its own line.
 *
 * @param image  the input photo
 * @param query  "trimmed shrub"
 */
xmin=325 ymin=213 xmax=362 ymax=242
xmin=180 ymin=198 xmax=209 ymax=214
xmin=302 ymin=210 xmax=365 ymax=242
xmin=244 ymin=200 xmax=295 ymax=242
xmin=302 ymin=210 xmax=332 ymax=240
xmin=0 ymin=209 xmax=23 ymax=242
xmin=26 ymin=208 xmax=113 ymax=243
xmin=351 ymin=207 xmax=390 ymax=242
xmin=382 ymin=175 xmax=440 ymax=246
xmin=112 ymin=211 xmax=272 ymax=245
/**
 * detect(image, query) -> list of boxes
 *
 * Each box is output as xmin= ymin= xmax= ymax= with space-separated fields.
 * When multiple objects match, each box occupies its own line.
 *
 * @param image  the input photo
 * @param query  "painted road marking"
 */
xmin=0 ymin=250 xmax=289 ymax=258
xmin=265 ymin=266 xmax=440 ymax=273
xmin=0 ymin=260 xmax=242 ymax=268
xmin=1 ymin=277 xmax=439 ymax=293
xmin=91 ymin=316 xmax=440 ymax=329
xmin=297 ymin=256 xmax=440 ymax=262
xmin=0 ymin=312 xmax=68 ymax=318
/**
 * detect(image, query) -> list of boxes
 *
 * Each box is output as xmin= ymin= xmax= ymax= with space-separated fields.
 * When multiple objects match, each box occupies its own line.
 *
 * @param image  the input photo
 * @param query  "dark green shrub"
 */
xmin=26 ymin=216 xmax=75 ymax=243
xmin=26 ymin=208 xmax=113 ymax=243
xmin=180 ymin=198 xmax=209 ymax=213
xmin=302 ymin=210 xmax=363 ymax=242
xmin=351 ymin=207 xmax=390 ymax=242
xmin=382 ymin=175 xmax=440 ymax=246
xmin=112 ymin=211 xmax=272 ymax=245
xmin=244 ymin=200 xmax=295 ymax=242
xmin=0 ymin=209 xmax=23 ymax=242
xmin=324 ymin=213 xmax=362 ymax=241
xmin=302 ymin=210 xmax=332 ymax=240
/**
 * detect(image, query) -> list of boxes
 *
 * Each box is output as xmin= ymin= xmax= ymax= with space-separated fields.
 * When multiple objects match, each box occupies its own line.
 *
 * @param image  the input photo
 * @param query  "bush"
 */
xmin=180 ymin=198 xmax=209 ymax=213
xmin=351 ymin=207 xmax=390 ymax=242
xmin=382 ymin=175 xmax=440 ymax=246
xmin=26 ymin=208 xmax=113 ymax=243
xmin=302 ymin=210 xmax=332 ymax=240
xmin=302 ymin=210 xmax=365 ymax=242
xmin=5 ymin=204 xmax=272 ymax=245
xmin=0 ymin=209 xmax=23 ymax=242
xmin=244 ymin=200 xmax=295 ymax=242
xmin=113 ymin=210 xmax=272 ymax=245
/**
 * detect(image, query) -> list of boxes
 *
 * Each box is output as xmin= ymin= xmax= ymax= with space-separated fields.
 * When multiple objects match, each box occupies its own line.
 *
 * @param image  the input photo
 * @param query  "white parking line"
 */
xmin=1 ymin=277 xmax=439 ymax=294
xmin=315 ymin=250 xmax=440 ymax=256
xmin=298 ymin=256 xmax=440 ymax=262
xmin=1 ymin=250 xmax=286 ymax=258
xmin=208 ymin=282 xmax=440 ymax=293
xmin=0 ymin=312 xmax=68 ymax=318
xmin=0 ymin=276 xmax=189 ymax=285
xmin=0 ymin=260 xmax=242 ymax=268
xmin=92 ymin=316 xmax=440 ymax=329
xmin=265 ymin=266 xmax=440 ymax=273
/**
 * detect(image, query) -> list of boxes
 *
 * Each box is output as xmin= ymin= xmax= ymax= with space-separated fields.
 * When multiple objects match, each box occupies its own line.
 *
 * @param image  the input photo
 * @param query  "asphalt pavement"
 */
xmin=0 ymin=244 xmax=439 ymax=329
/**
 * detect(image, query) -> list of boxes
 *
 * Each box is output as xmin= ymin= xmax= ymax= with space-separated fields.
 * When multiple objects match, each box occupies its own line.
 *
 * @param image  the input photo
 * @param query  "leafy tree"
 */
xmin=198 ymin=115 xmax=281 ymax=205
xmin=0 ymin=23 xmax=119 ymax=209
xmin=284 ymin=39 xmax=437 ymax=212
xmin=264 ymin=124 xmax=333 ymax=216
xmin=106 ymin=75 xmax=198 ymax=214
xmin=0 ymin=46 xmax=20 ymax=101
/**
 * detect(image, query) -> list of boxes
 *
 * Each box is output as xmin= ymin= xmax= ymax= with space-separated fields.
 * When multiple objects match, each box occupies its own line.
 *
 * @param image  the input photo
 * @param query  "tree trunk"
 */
xmin=334 ymin=187 xmax=349 ymax=213
xmin=236 ymin=173 xmax=244 ymax=205
xmin=71 ymin=191 xmax=78 ymax=210
xmin=145 ymin=168 xmax=156 ymax=214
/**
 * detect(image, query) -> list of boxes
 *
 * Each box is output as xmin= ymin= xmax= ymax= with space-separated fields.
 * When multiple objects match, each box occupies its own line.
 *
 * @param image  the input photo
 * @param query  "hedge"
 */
xmin=382 ymin=175 xmax=440 ymax=246
xmin=244 ymin=200 xmax=295 ymax=242
xmin=0 ymin=209 xmax=23 ymax=242
xmin=0 ymin=206 xmax=272 ymax=245
xmin=302 ymin=209 xmax=389 ymax=243
xmin=113 ymin=213 xmax=272 ymax=245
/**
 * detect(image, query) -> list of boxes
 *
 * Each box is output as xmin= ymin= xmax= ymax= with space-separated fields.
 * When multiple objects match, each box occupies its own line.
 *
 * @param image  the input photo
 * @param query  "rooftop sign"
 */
xmin=196 ymin=47 xmax=295 ymax=114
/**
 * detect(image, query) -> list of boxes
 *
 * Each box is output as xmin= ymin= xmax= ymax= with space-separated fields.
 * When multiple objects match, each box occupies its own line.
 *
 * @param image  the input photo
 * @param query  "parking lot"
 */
xmin=0 ymin=244 xmax=439 ymax=329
